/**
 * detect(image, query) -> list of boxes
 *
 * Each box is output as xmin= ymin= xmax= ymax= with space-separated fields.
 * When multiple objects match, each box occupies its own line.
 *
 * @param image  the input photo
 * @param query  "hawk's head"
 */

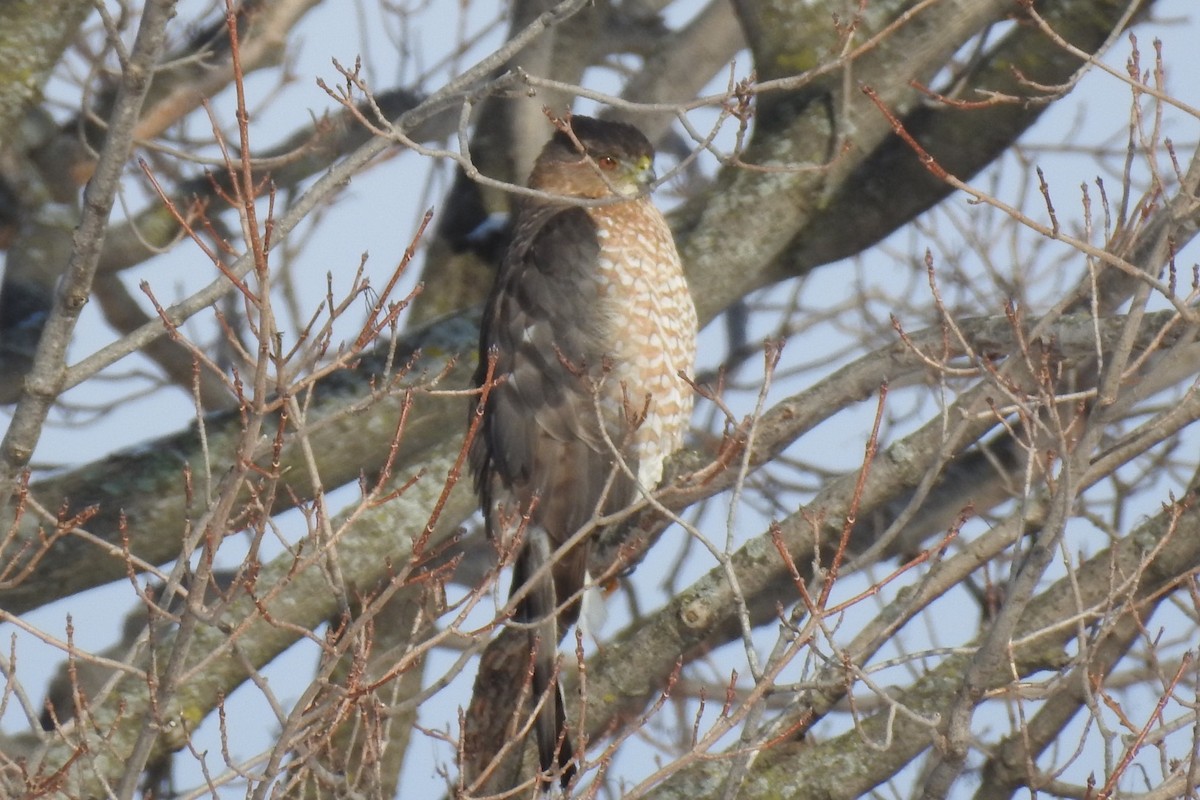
xmin=528 ymin=115 xmax=656 ymax=200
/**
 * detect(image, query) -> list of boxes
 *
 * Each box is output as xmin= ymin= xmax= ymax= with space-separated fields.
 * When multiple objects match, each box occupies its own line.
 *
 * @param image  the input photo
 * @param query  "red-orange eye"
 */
xmin=597 ymin=156 xmax=618 ymax=170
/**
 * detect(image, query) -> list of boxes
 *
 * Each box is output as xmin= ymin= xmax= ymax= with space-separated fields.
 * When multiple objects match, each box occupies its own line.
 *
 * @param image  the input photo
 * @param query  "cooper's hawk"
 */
xmin=469 ymin=115 xmax=697 ymax=785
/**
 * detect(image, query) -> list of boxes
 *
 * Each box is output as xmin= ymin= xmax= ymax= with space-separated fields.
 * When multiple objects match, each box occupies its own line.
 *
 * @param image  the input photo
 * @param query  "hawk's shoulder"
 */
xmin=507 ymin=202 xmax=600 ymax=279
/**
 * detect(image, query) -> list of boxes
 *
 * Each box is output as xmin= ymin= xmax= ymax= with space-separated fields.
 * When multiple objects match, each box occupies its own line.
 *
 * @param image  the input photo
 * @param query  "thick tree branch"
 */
xmin=17 ymin=435 xmax=473 ymax=797
xmin=0 ymin=310 xmax=478 ymax=614
xmin=649 ymin=488 xmax=1200 ymax=798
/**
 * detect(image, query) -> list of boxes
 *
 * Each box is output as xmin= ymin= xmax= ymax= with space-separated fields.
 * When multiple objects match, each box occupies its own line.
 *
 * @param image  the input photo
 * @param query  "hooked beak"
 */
xmin=633 ymin=154 xmax=656 ymax=186
xmin=613 ymin=154 xmax=655 ymax=197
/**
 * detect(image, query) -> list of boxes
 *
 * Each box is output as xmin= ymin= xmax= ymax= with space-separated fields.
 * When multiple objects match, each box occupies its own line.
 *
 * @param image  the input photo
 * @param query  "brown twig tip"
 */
xmin=909 ymin=79 xmax=1022 ymax=110
xmin=861 ymin=83 xmax=949 ymax=180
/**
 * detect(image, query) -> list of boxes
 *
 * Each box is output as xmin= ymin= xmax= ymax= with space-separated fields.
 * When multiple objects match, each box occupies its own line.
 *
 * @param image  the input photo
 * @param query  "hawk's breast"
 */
xmin=587 ymin=197 xmax=697 ymax=489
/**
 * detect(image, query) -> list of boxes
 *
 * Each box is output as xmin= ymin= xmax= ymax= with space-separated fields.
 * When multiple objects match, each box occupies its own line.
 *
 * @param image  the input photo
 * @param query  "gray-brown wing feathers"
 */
xmin=471 ymin=203 xmax=639 ymax=554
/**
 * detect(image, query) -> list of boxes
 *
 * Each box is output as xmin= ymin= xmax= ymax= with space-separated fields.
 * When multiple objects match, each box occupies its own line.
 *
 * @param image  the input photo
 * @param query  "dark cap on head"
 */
xmin=545 ymin=115 xmax=654 ymax=162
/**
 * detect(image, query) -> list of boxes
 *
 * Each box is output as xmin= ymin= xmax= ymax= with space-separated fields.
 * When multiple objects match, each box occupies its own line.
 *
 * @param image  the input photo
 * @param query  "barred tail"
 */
xmin=513 ymin=529 xmax=577 ymax=788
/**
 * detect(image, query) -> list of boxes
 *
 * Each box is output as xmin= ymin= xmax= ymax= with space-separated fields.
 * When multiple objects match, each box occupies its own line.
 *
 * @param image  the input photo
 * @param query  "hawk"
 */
xmin=469 ymin=115 xmax=697 ymax=785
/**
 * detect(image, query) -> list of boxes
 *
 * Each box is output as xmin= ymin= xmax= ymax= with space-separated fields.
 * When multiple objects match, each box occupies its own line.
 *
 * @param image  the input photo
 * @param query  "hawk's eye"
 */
xmin=597 ymin=156 xmax=618 ymax=171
